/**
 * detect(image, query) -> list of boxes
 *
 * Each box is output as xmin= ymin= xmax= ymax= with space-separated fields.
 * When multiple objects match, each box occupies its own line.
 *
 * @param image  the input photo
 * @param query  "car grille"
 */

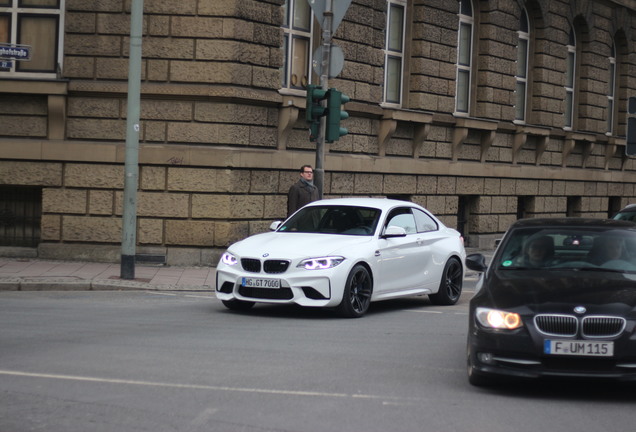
xmin=238 ymin=286 xmax=293 ymax=300
xmin=534 ymin=314 xmax=626 ymax=338
xmin=241 ymin=258 xmax=261 ymax=273
xmin=240 ymin=258 xmax=290 ymax=274
xmin=582 ymin=316 xmax=626 ymax=338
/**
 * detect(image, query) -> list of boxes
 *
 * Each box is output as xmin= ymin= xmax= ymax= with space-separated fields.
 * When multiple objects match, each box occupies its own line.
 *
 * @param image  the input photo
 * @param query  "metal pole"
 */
xmin=120 ymin=0 xmax=144 ymax=279
xmin=315 ymin=0 xmax=333 ymax=200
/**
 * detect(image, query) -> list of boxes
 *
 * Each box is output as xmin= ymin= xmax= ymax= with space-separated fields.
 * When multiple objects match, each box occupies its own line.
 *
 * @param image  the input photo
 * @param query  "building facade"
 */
xmin=1 ymin=0 xmax=636 ymax=265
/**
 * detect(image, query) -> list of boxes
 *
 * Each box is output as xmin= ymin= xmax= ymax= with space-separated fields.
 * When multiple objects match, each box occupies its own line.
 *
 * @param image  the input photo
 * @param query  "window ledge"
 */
xmin=379 ymin=108 xmax=434 ymax=157
xmin=452 ymin=117 xmax=499 ymax=162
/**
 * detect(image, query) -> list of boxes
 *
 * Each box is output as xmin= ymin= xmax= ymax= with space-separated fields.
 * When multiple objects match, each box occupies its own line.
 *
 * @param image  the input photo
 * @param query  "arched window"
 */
xmin=383 ymin=0 xmax=407 ymax=105
xmin=455 ymin=0 xmax=474 ymax=114
xmin=515 ymin=8 xmax=530 ymax=122
xmin=607 ymin=42 xmax=617 ymax=134
xmin=564 ymin=25 xmax=576 ymax=129
xmin=282 ymin=0 xmax=313 ymax=91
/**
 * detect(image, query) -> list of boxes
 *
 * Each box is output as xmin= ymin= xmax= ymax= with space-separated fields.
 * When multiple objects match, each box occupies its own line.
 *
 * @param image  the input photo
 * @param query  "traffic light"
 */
xmin=627 ymin=96 xmax=636 ymax=156
xmin=306 ymin=84 xmax=328 ymax=142
xmin=325 ymin=89 xmax=350 ymax=143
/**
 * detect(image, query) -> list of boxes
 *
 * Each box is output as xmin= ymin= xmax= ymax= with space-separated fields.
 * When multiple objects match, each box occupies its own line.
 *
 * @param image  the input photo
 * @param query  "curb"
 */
xmin=0 ymin=277 xmax=210 ymax=292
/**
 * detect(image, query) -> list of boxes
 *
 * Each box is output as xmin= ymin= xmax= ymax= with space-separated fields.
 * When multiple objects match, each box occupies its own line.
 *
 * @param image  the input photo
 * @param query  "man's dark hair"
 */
xmin=300 ymin=164 xmax=313 ymax=172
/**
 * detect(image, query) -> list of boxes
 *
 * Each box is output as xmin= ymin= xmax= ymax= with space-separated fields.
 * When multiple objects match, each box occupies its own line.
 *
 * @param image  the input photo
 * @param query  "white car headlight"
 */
xmin=475 ymin=307 xmax=523 ymax=330
xmin=297 ymin=256 xmax=345 ymax=270
xmin=221 ymin=252 xmax=238 ymax=266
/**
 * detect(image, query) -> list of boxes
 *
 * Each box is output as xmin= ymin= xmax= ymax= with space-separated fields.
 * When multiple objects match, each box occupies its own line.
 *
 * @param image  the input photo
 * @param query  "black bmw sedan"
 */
xmin=465 ymin=218 xmax=636 ymax=386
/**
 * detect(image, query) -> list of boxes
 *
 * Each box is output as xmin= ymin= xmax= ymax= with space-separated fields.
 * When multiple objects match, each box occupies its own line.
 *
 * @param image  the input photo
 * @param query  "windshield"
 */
xmin=496 ymin=227 xmax=636 ymax=273
xmin=278 ymin=205 xmax=381 ymax=236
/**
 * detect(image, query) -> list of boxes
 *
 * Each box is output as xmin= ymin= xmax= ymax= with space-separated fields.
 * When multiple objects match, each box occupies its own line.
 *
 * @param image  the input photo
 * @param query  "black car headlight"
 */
xmin=476 ymin=307 xmax=523 ymax=330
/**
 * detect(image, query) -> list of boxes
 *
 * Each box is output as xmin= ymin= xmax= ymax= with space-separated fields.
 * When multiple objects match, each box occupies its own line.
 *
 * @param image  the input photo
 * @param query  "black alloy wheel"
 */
xmin=337 ymin=264 xmax=372 ymax=318
xmin=429 ymin=257 xmax=463 ymax=305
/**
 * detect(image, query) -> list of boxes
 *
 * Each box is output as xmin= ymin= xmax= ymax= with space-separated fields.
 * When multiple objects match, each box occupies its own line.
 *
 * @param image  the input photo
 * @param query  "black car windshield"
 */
xmin=278 ymin=205 xmax=381 ymax=236
xmin=496 ymin=227 xmax=636 ymax=273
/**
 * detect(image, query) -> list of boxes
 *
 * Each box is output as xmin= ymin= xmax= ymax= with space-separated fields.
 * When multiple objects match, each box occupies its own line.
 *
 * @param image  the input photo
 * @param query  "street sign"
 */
xmin=312 ymin=44 xmax=344 ymax=78
xmin=306 ymin=0 xmax=352 ymax=33
xmin=0 ymin=44 xmax=31 ymax=61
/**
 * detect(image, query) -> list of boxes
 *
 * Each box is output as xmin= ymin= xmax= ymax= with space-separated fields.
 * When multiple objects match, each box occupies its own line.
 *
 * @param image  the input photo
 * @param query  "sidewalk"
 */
xmin=0 ymin=248 xmax=493 ymax=292
xmin=0 ymin=257 xmax=216 ymax=292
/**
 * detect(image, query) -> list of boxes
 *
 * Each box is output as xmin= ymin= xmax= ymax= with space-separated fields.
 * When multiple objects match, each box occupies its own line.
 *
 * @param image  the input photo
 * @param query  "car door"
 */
xmin=411 ymin=208 xmax=446 ymax=291
xmin=375 ymin=207 xmax=428 ymax=294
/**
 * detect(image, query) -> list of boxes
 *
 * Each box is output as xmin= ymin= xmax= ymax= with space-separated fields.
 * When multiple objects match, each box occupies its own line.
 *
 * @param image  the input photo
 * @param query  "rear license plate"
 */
xmin=241 ymin=277 xmax=280 ymax=289
xmin=544 ymin=340 xmax=614 ymax=357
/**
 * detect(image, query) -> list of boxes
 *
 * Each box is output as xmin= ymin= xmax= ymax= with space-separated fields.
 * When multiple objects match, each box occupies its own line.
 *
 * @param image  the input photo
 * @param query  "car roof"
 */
xmin=617 ymin=204 xmax=636 ymax=212
xmin=509 ymin=217 xmax=636 ymax=230
xmin=305 ymin=197 xmax=423 ymax=212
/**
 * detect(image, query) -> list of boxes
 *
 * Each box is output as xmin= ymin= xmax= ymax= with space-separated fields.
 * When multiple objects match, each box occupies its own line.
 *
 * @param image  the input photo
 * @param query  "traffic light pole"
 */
xmin=315 ymin=0 xmax=333 ymax=200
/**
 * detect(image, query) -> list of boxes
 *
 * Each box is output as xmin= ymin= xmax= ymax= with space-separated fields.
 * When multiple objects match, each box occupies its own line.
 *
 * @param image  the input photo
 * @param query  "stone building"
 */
xmin=1 ymin=0 xmax=635 ymax=265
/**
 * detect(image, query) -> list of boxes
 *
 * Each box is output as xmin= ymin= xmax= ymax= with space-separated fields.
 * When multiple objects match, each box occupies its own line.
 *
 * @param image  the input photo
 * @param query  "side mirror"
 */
xmin=269 ymin=221 xmax=282 ymax=231
xmin=382 ymin=226 xmax=407 ymax=238
xmin=465 ymin=253 xmax=488 ymax=272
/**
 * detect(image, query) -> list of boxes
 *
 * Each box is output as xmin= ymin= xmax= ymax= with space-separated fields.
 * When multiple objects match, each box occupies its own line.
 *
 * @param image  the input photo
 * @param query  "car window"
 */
xmin=496 ymin=227 xmax=636 ymax=273
xmin=613 ymin=211 xmax=636 ymax=222
xmin=413 ymin=208 xmax=438 ymax=232
xmin=278 ymin=205 xmax=380 ymax=236
xmin=385 ymin=208 xmax=417 ymax=234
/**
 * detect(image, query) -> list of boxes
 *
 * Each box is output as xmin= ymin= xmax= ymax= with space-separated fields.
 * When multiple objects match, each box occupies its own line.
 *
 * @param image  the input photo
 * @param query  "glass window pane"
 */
xmin=290 ymin=35 xmax=309 ymax=89
xmin=517 ymin=39 xmax=527 ymax=78
xmin=608 ymin=62 xmax=615 ymax=96
xmin=607 ymin=99 xmax=614 ymax=133
xmin=20 ymin=0 xmax=59 ymax=6
xmin=460 ymin=0 xmax=472 ymax=17
xmin=292 ymin=0 xmax=310 ymax=31
xmin=520 ymin=9 xmax=529 ymax=33
xmin=0 ymin=15 xmax=9 ymax=43
xmin=515 ymin=82 xmax=526 ymax=120
xmin=386 ymin=56 xmax=401 ymax=103
xmin=458 ymin=22 xmax=472 ymax=66
xmin=282 ymin=34 xmax=288 ymax=87
xmin=388 ymin=4 xmax=404 ymax=52
xmin=456 ymin=70 xmax=469 ymax=113
xmin=565 ymin=91 xmax=573 ymax=128
xmin=566 ymin=52 xmax=575 ymax=87
xmin=17 ymin=15 xmax=57 ymax=72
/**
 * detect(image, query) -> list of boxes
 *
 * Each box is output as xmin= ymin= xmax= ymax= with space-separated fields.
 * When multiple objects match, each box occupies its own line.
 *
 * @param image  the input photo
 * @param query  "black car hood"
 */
xmin=478 ymin=269 xmax=636 ymax=315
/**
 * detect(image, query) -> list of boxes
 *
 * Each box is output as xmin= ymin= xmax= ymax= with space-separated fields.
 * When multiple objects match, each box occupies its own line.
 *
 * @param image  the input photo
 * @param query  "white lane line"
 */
xmin=405 ymin=310 xmax=443 ymax=314
xmin=0 ymin=370 xmax=420 ymax=403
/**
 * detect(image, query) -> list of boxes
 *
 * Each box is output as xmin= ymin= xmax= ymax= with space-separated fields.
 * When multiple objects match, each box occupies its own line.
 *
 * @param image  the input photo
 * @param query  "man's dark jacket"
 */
xmin=287 ymin=179 xmax=319 ymax=217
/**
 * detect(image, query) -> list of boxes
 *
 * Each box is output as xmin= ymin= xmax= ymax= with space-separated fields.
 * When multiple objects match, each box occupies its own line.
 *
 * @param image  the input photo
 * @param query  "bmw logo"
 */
xmin=262 ymin=253 xmax=269 ymax=257
xmin=574 ymin=306 xmax=586 ymax=314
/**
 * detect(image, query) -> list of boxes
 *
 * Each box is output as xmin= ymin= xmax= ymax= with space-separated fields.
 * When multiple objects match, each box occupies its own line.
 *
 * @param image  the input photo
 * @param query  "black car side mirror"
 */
xmin=465 ymin=253 xmax=488 ymax=272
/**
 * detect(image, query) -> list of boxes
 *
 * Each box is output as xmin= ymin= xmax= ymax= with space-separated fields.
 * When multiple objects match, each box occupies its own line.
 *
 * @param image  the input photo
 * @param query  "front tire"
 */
xmin=222 ymin=299 xmax=255 ymax=311
xmin=336 ymin=264 xmax=372 ymax=318
xmin=429 ymin=257 xmax=462 ymax=305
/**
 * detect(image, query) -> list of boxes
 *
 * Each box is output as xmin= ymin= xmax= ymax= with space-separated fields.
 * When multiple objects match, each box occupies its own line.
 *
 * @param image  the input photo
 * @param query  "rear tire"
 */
xmin=429 ymin=257 xmax=462 ymax=305
xmin=336 ymin=264 xmax=372 ymax=318
xmin=222 ymin=299 xmax=255 ymax=311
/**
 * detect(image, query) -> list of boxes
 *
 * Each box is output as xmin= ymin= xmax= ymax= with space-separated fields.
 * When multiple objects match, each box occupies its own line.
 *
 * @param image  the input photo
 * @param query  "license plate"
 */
xmin=544 ymin=340 xmax=614 ymax=357
xmin=241 ymin=277 xmax=280 ymax=289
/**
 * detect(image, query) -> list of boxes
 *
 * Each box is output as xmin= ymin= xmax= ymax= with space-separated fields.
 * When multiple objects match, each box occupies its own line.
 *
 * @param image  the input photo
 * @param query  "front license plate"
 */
xmin=241 ymin=277 xmax=280 ymax=289
xmin=544 ymin=340 xmax=614 ymax=357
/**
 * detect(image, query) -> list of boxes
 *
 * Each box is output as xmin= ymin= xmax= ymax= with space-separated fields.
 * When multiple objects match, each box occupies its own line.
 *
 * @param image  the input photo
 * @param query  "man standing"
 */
xmin=287 ymin=165 xmax=319 ymax=217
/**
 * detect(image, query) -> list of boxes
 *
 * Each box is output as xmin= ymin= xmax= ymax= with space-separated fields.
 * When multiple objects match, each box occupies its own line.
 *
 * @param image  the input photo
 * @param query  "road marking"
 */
xmin=405 ymin=310 xmax=443 ymax=314
xmin=0 ymin=370 xmax=422 ymax=403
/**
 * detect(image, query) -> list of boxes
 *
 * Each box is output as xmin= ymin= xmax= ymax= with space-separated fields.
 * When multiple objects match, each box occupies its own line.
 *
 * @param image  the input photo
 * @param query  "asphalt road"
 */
xmin=1 ymin=284 xmax=635 ymax=432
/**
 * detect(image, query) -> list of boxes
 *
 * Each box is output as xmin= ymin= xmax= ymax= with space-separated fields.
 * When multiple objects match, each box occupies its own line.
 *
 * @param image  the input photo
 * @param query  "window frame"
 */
xmin=515 ymin=8 xmax=530 ymax=123
xmin=607 ymin=42 xmax=617 ymax=135
xmin=281 ymin=0 xmax=314 ymax=93
xmin=455 ymin=0 xmax=474 ymax=116
xmin=0 ymin=0 xmax=64 ymax=79
xmin=383 ymin=0 xmax=407 ymax=106
xmin=564 ymin=25 xmax=576 ymax=130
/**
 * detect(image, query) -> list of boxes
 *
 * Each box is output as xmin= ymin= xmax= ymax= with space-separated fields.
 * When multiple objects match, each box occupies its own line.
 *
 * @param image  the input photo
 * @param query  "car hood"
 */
xmin=226 ymin=232 xmax=373 ymax=260
xmin=477 ymin=269 xmax=636 ymax=315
